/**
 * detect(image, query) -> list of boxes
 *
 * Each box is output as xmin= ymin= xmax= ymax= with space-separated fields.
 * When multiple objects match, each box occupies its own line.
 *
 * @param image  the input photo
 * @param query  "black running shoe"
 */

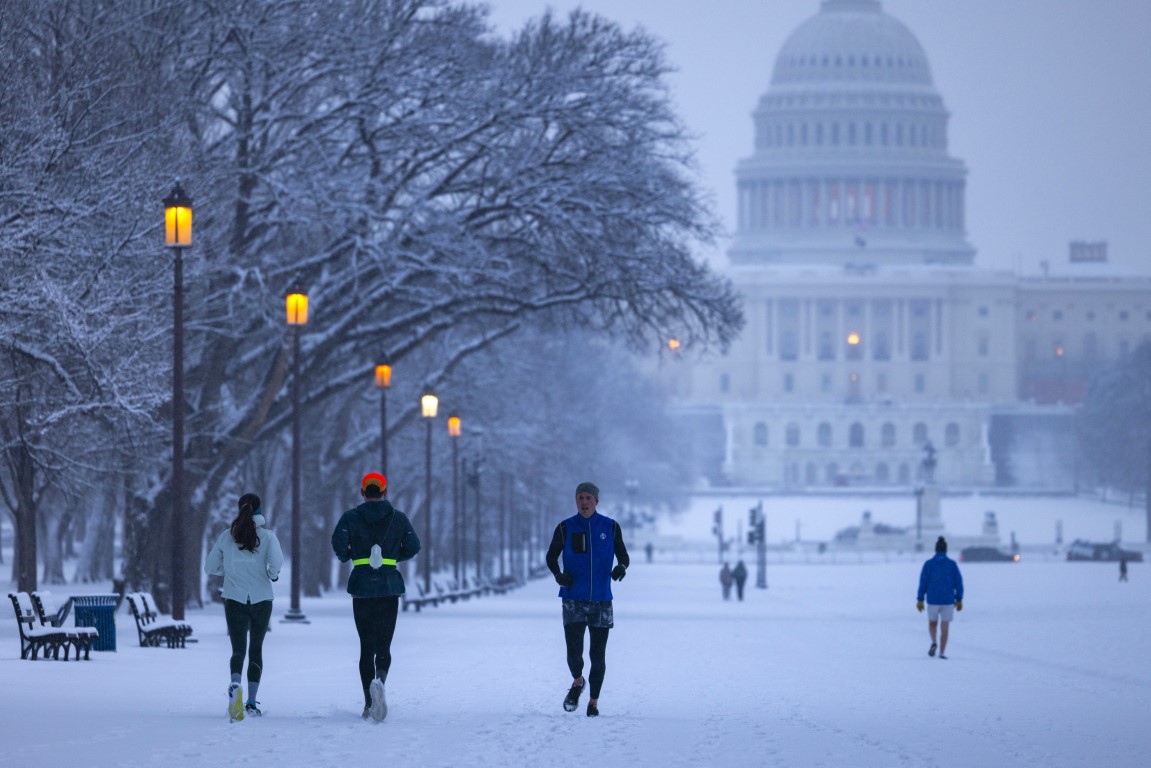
xmin=244 ymin=702 xmax=262 ymax=717
xmin=586 ymin=702 xmax=599 ymax=718
xmin=939 ymin=653 xmax=948 ymax=660
xmin=563 ymin=680 xmax=584 ymax=712
xmin=928 ymin=642 xmax=937 ymax=657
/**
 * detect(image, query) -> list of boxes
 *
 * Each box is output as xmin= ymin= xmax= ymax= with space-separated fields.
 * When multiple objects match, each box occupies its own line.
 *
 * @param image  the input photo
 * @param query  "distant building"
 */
xmin=669 ymin=0 xmax=1151 ymax=491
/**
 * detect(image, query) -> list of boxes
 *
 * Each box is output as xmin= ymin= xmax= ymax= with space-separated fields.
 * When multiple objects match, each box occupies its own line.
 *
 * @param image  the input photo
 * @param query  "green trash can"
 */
xmin=73 ymin=594 xmax=118 ymax=651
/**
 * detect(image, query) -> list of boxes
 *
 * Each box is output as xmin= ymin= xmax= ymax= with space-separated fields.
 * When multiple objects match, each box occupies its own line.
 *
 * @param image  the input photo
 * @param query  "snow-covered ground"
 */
xmin=3 ymin=496 xmax=1149 ymax=767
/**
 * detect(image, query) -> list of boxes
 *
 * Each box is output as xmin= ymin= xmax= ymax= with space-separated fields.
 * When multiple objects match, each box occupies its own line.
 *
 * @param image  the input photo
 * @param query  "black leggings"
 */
xmin=564 ymin=623 xmax=610 ymax=699
xmin=224 ymin=599 xmax=273 ymax=681
xmin=353 ymin=596 xmax=399 ymax=695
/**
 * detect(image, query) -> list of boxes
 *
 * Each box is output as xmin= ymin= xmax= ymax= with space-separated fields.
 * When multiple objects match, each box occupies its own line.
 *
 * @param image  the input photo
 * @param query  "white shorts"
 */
xmin=926 ymin=603 xmax=955 ymax=622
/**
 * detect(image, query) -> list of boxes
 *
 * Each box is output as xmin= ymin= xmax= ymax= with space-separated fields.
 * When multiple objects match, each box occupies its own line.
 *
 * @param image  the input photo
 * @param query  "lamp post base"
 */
xmin=280 ymin=607 xmax=310 ymax=624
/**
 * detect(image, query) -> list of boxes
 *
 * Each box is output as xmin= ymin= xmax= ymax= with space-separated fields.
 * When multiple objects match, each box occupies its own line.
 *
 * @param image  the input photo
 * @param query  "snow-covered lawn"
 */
xmin=3 ymin=534 xmax=1148 ymax=767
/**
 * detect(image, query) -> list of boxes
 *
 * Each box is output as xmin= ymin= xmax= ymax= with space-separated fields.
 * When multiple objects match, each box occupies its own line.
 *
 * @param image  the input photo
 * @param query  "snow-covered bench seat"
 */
xmin=124 ymin=592 xmax=193 ymax=648
xmin=8 ymin=592 xmax=76 ymax=661
xmin=31 ymin=591 xmax=99 ymax=660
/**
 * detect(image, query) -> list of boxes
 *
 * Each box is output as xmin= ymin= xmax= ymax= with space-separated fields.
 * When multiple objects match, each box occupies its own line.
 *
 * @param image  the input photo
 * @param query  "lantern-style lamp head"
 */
xmin=847 ymin=332 xmax=861 ymax=346
xmin=667 ymin=338 xmax=681 ymax=351
xmin=421 ymin=393 xmax=439 ymax=419
xmin=286 ymin=291 xmax=309 ymax=326
xmin=448 ymin=415 xmax=461 ymax=438
xmin=375 ymin=362 xmax=392 ymax=388
xmin=163 ymin=182 xmax=193 ymax=248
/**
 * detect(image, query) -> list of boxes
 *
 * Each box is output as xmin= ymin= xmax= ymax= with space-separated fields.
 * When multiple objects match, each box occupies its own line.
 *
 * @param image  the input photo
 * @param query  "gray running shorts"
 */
xmin=926 ymin=603 xmax=955 ymax=622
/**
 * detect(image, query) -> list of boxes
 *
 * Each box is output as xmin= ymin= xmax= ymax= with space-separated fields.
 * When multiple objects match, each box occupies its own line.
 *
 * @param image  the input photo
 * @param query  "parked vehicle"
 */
xmin=1066 ymin=540 xmax=1143 ymax=562
xmin=960 ymin=546 xmax=1019 ymax=563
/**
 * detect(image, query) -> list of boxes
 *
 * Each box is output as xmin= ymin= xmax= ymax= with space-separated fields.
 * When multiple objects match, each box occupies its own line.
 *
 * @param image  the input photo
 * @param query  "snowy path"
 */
xmin=4 ymin=559 xmax=1148 ymax=767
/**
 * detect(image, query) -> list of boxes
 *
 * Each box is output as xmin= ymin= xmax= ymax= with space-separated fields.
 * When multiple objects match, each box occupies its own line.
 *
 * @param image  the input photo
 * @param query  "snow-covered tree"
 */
xmin=2 ymin=0 xmax=742 ymax=603
xmin=1078 ymin=339 xmax=1151 ymax=536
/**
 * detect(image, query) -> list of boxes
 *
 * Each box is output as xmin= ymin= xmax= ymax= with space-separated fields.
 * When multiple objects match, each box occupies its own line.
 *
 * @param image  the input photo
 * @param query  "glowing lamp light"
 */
xmin=1055 ymin=345 xmax=1065 ymax=357
xmin=448 ymin=415 xmax=461 ymax=438
xmin=375 ymin=363 xmax=392 ymax=389
xmin=847 ymin=331 xmax=861 ymax=346
xmin=286 ymin=292 xmax=309 ymax=325
xmin=421 ymin=393 xmax=439 ymax=419
xmin=163 ymin=182 xmax=193 ymax=248
xmin=667 ymin=338 xmax=681 ymax=351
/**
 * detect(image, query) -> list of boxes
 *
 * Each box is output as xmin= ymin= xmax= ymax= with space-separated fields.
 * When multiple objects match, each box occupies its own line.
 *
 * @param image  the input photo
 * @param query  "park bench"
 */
xmin=7 ymin=592 xmax=76 ymax=661
xmin=401 ymin=581 xmax=441 ymax=612
xmin=31 ymin=591 xmax=99 ymax=660
xmin=124 ymin=592 xmax=194 ymax=648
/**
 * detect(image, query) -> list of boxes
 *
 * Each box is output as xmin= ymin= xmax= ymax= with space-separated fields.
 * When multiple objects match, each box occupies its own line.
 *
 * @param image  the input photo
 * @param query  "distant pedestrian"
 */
xmin=732 ymin=560 xmax=748 ymax=601
xmin=546 ymin=481 xmax=630 ymax=718
xmin=331 ymin=472 xmax=421 ymax=722
xmin=205 ymin=492 xmax=284 ymax=721
xmin=645 ymin=542 xmax=654 ymax=563
xmin=719 ymin=562 xmax=733 ymax=600
xmin=916 ymin=536 xmax=964 ymax=659
xmin=1119 ymin=557 xmax=1128 ymax=582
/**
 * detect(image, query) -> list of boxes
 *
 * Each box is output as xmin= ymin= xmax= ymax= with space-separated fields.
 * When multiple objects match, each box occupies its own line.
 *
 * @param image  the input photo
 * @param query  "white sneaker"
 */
xmin=369 ymin=679 xmax=387 ymax=722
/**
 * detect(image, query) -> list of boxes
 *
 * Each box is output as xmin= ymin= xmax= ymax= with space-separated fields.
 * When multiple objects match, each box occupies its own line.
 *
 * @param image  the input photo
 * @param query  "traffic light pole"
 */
xmin=712 ymin=506 xmax=725 ymax=564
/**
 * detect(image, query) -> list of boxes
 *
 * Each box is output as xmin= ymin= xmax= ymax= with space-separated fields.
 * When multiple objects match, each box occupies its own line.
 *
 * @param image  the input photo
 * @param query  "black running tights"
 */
xmin=353 ymin=596 xmax=400 ymax=694
xmin=224 ymin=598 xmax=273 ymax=681
xmin=564 ymin=623 xmax=610 ymax=699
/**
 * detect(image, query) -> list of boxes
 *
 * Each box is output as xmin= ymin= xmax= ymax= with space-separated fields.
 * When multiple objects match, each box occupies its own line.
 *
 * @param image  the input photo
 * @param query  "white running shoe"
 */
xmin=369 ymin=679 xmax=387 ymax=722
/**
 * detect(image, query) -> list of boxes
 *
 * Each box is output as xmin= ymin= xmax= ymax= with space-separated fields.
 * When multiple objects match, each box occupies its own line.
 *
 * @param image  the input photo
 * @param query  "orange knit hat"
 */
xmin=361 ymin=472 xmax=387 ymax=493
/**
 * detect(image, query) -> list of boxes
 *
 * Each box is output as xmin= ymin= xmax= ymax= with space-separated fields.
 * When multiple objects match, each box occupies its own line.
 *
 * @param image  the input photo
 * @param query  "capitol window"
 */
xmin=881 ymin=423 xmax=896 ymax=447
xmin=849 ymin=423 xmax=865 ymax=448
xmin=913 ymin=423 xmax=928 ymax=444
xmin=754 ymin=422 xmax=768 ymax=447
xmin=945 ymin=423 xmax=960 ymax=448
xmin=786 ymin=423 xmax=800 ymax=447
xmin=817 ymin=423 xmax=832 ymax=447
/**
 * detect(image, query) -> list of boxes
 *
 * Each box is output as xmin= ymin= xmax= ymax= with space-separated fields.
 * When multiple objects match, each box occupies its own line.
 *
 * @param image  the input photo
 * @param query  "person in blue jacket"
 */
xmin=205 ymin=492 xmax=284 ymax=721
xmin=331 ymin=472 xmax=421 ymax=722
xmin=545 ymin=481 xmax=630 ymax=717
xmin=916 ymin=536 xmax=964 ymax=659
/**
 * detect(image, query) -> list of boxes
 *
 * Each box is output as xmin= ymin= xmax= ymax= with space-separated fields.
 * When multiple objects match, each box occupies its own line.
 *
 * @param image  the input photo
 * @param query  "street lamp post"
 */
xmin=470 ymin=460 xmax=482 ymax=582
xmin=448 ymin=415 xmax=461 ymax=584
xmin=163 ymin=182 xmax=192 ymax=620
xmin=421 ymin=393 xmax=438 ymax=595
xmin=284 ymin=289 xmax=309 ymax=622
xmin=374 ymin=357 xmax=391 ymax=475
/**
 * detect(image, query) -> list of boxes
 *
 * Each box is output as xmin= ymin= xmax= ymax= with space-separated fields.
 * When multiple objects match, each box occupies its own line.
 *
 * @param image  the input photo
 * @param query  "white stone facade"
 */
xmin=669 ymin=0 xmax=1151 ymax=490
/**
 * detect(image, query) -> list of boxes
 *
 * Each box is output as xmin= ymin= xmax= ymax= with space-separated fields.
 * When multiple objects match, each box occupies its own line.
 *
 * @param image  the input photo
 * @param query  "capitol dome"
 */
xmin=772 ymin=0 xmax=933 ymax=88
xmin=729 ymin=0 xmax=974 ymax=268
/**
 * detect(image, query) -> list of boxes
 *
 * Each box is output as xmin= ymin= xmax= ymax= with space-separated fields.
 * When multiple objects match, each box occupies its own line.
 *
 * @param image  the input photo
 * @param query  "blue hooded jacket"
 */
xmin=917 ymin=552 xmax=964 ymax=605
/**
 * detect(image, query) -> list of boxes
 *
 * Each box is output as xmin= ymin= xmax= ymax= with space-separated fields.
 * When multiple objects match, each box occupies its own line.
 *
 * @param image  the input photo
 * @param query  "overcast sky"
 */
xmin=484 ymin=0 xmax=1151 ymax=276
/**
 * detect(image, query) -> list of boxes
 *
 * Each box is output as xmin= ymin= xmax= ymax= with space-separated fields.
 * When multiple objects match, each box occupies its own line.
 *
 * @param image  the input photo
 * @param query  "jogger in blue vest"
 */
xmin=545 ymin=481 xmax=630 ymax=717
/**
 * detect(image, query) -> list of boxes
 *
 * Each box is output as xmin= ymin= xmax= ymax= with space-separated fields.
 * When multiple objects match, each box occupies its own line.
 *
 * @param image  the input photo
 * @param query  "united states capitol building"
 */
xmin=671 ymin=0 xmax=1151 ymax=492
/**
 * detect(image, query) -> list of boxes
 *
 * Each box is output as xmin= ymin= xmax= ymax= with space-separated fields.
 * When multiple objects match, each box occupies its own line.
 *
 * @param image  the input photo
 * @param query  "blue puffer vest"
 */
xmin=557 ymin=511 xmax=617 ymax=602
